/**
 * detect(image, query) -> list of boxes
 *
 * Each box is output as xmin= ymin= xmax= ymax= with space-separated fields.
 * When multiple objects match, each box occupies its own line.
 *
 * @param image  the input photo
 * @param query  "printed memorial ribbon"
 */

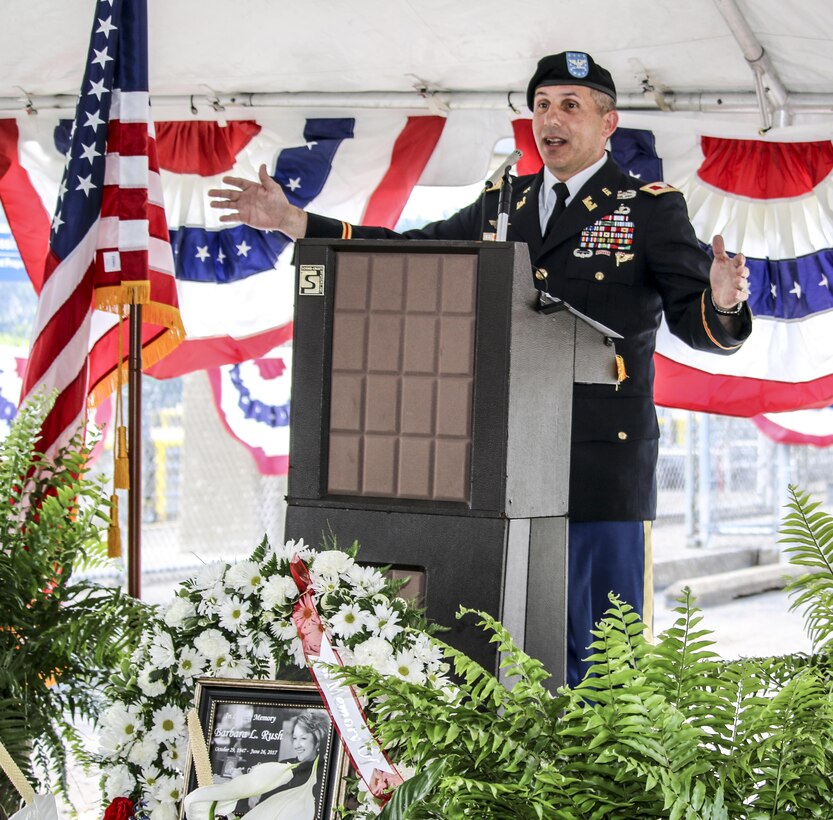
xmin=289 ymin=556 xmax=404 ymax=805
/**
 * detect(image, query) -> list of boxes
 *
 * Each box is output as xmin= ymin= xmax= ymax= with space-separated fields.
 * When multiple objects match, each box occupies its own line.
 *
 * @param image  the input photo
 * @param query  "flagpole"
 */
xmin=128 ymin=303 xmax=143 ymax=599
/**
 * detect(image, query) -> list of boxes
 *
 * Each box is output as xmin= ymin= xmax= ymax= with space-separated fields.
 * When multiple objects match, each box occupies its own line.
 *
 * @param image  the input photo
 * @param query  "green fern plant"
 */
xmin=337 ymin=487 xmax=833 ymax=820
xmin=0 ymin=394 xmax=150 ymax=817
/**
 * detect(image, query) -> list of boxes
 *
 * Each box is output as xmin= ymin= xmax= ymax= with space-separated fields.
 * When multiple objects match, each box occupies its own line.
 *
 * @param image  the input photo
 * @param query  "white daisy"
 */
xmin=352 ymin=636 xmax=394 ymax=668
xmin=217 ymin=655 xmax=254 ymax=679
xmin=289 ymin=636 xmax=306 ymax=666
xmin=148 ymin=630 xmax=177 ymax=669
xmin=163 ymin=596 xmax=196 ymax=629
xmin=151 ymin=773 xmax=183 ymax=803
xmin=217 ymin=596 xmax=251 ymax=632
xmin=389 ymin=649 xmax=427 ymax=684
xmin=368 ymin=602 xmax=403 ymax=641
xmin=329 ymin=602 xmax=368 ymax=638
xmin=195 ymin=581 xmax=225 ymax=617
xmin=98 ymin=702 xmax=143 ymax=753
xmin=177 ymin=646 xmax=207 ymax=680
xmin=259 ymin=574 xmax=298 ymax=610
xmin=140 ymin=764 xmax=162 ymax=790
xmin=225 ymin=559 xmax=264 ymax=594
xmin=161 ymin=741 xmax=185 ymax=770
xmin=193 ymin=629 xmax=231 ymax=663
xmin=237 ymin=631 xmax=272 ymax=660
xmin=150 ymin=705 xmax=185 ymax=744
xmin=409 ymin=633 xmax=446 ymax=670
xmin=345 ymin=564 xmax=386 ymax=596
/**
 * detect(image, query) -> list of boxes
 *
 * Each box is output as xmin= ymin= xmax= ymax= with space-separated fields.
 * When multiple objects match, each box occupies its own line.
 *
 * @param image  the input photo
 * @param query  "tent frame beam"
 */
xmin=2 ymin=90 xmax=833 ymax=118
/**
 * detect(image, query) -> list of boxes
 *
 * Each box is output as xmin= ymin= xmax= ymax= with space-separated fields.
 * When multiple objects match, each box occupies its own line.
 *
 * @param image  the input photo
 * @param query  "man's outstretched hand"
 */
xmin=208 ymin=164 xmax=308 ymax=239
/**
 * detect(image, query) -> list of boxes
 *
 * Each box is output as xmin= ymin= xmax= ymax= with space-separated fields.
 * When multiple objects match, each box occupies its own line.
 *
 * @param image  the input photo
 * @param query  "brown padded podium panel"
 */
xmin=328 ymin=250 xmax=477 ymax=502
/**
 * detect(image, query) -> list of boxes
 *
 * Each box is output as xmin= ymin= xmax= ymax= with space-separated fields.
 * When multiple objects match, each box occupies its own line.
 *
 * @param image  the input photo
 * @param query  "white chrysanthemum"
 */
xmin=217 ymin=596 xmax=251 ymax=632
xmin=312 ymin=549 xmax=354 ymax=578
xmin=150 ymin=705 xmax=186 ymax=744
xmin=177 ymin=646 xmax=206 ymax=680
xmin=149 ymin=801 xmax=179 ymax=820
xmin=271 ymin=538 xmax=313 ymax=563
xmin=163 ymin=596 xmax=196 ymax=629
xmin=389 ymin=649 xmax=427 ymax=684
xmin=259 ymin=574 xmax=298 ymax=610
xmin=98 ymin=702 xmax=143 ymax=753
xmin=193 ymin=629 xmax=232 ymax=662
xmin=127 ymin=735 xmax=161 ymax=769
xmin=329 ymin=602 xmax=368 ymax=638
xmin=225 ymin=560 xmax=264 ymax=594
xmin=367 ymin=602 xmax=403 ymax=641
xmin=137 ymin=667 xmax=167 ymax=698
xmin=104 ymin=763 xmax=134 ymax=800
xmin=148 ymin=631 xmax=177 ymax=669
xmin=190 ymin=561 xmax=226 ymax=592
xmin=345 ymin=564 xmax=386 ymax=596
xmin=352 ymin=636 xmax=394 ymax=668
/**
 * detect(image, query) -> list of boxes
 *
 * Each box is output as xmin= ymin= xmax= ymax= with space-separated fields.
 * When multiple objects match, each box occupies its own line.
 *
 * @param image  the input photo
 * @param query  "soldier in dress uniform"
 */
xmin=209 ymin=51 xmax=752 ymax=686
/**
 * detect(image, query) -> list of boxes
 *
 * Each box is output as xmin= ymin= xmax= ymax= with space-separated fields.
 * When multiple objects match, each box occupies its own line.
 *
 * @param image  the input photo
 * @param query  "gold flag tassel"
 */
xmin=113 ymin=310 xmax=130 ymax=491
xmin=107 ymin=493 xmax=121 ymax=559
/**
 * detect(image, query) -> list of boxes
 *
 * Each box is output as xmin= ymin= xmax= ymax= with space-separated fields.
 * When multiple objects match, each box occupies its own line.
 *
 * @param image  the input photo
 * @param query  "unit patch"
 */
xmin=579 ymin=213 xmax=635 ymax=251
xmin=640 ymin=181 xmax=679 ymax=196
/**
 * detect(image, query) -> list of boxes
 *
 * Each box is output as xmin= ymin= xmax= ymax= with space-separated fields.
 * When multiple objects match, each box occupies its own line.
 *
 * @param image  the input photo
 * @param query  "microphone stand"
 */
xmin=495 ymin=167 xmax=513 ymax=241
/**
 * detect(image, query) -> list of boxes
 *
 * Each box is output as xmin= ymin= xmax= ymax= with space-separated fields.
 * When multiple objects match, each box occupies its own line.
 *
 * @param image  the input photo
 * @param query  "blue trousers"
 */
xmin=566 ymin=520 xmax=652 ymax=688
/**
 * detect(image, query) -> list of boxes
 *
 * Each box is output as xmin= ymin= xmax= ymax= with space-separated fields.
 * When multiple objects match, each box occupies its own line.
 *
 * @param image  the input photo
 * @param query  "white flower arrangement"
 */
xmin=97 ymin=538 xmax=450 ymax=819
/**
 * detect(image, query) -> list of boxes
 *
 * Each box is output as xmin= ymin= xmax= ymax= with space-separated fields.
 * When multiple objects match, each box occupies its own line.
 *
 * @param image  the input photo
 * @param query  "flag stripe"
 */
xmin=361 ymin=115 xmax=446 ymax=228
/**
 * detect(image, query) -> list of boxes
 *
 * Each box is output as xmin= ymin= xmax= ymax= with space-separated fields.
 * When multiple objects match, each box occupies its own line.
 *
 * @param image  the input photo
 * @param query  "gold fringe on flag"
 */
xmin=94 ymin=279 xmax=151 ymax=312
xmin=0 ymin=737 xmax=35 ymax=805
xmin=187 ymin=709 xmax=214 ymax=788
xmin=107 ymin=493 xmax=122 ymax=559
xmin=113 ymin=310 xmax=129 ymax=491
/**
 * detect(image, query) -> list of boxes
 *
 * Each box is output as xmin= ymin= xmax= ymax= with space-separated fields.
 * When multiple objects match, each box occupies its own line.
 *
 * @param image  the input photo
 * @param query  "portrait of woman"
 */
xmin=242 ymin=708 xmax=331 ymax=820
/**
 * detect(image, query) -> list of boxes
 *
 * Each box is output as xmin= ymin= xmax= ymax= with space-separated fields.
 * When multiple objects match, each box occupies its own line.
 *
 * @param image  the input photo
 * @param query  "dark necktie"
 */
xmin=545 ymin=182 xmax=570 ymax=235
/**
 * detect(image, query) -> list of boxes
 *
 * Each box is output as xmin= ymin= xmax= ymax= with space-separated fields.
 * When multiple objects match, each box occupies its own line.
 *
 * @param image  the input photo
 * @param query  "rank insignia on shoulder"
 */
xmin=640 ymin=181 xmax=679 ymax=196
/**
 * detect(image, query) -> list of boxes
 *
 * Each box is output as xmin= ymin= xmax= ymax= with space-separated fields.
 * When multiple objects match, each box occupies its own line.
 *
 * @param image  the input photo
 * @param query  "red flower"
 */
xmin=291 ymin=592 xmax=324 ymax=655
xmin=103 ymin=797 xmax=134 ymax=820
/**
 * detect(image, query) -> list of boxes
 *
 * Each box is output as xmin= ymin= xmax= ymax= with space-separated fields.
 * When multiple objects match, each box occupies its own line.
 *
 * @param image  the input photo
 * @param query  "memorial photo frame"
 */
xmin=183 ymin=678 xmax=346 ymax=820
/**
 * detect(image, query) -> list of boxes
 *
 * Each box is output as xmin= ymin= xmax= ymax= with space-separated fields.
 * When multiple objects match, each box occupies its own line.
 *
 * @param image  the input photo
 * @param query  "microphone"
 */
xmin=484 ymin=149 xmax=523 ymax=190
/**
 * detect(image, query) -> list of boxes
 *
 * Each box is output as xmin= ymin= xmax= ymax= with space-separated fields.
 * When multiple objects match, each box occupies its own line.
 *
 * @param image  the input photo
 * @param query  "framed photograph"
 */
xmin=184 ymin=678 xmax=346 ymax=820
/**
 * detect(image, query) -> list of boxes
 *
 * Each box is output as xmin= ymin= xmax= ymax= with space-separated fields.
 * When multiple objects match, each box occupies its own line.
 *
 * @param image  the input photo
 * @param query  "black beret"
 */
xmin=526 ymin=51 xmax=617 ymax=110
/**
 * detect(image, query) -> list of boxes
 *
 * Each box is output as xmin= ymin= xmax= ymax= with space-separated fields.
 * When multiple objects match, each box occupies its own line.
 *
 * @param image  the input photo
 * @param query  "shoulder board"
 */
xmin=640 ymin=181 xmax=680 ymax=196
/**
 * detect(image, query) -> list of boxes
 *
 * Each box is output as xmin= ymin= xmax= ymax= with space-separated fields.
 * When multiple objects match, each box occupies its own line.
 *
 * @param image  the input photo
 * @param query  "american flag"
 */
xmin=20 ymin=0 xmax=182 ymax=456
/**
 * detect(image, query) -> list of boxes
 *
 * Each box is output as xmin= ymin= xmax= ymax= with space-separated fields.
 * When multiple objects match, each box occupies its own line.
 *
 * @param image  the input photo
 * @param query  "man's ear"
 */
xmin=603 ymin=109 xmax=619 ymax=141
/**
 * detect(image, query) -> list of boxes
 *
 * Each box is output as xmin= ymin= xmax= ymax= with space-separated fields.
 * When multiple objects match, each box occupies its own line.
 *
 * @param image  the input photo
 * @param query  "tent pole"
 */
xmin=127 ymin=303 xmax=143 ymax=599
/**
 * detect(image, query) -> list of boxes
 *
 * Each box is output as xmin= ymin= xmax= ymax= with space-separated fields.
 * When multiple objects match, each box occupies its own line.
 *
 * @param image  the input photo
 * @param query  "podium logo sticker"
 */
xmin=299 ymin=265 xmax=325 ymax=295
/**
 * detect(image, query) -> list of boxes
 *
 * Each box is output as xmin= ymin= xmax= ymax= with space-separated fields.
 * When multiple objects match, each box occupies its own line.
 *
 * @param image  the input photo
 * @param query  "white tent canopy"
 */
xmin=3 ymin=0 xmax=833 ymax=119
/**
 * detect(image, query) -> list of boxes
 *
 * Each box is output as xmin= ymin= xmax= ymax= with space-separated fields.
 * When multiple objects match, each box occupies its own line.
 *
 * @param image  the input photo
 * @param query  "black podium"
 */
xmin=284 ymin=240 xmax=619 ymax=688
